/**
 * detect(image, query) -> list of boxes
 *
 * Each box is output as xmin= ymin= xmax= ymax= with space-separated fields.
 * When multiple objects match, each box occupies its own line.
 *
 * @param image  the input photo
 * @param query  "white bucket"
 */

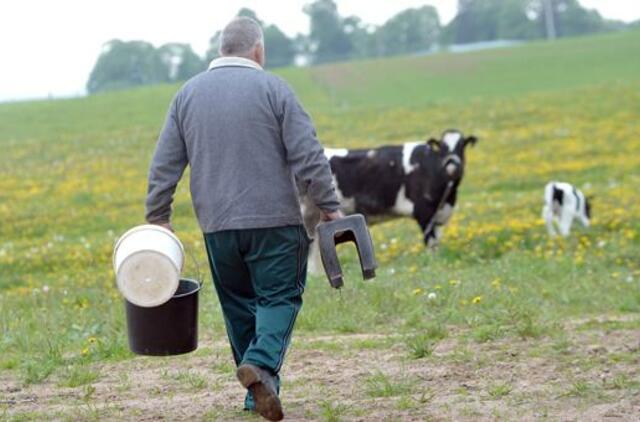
xmin=113 ymin=225 xmax=185 ymax=308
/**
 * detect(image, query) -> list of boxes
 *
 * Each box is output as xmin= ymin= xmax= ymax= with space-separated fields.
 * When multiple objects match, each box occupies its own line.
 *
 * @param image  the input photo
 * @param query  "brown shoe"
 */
xmin=236 ymin=364 xmax=284 ymax=421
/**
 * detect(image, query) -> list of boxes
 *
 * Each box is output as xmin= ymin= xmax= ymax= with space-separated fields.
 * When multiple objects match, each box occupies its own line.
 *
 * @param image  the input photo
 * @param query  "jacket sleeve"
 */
xmin=279 ymin=84 xmax=340 ymax=213
xmin=145 ymin=95 xmax=188 ymax=224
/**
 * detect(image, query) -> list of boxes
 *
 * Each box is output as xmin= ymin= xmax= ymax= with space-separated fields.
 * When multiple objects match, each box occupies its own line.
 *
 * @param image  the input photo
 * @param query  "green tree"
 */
xmin=550 ymin=0 xmax=606 ymax=37
xmin=158 ymin=43 xmax=204 ymax=82
xmin=303 ymin=0 xmax=354 ymax=63
xmin=376 ymin=6 xmax=441 ymax=56
xmin=87 ymin=40 xmax=169 ymax=94
xmin=205 ymin=31 xmax=222 ymax=62
xmin=263 ymin=25 xmax=295 ymax=68
xmin=444 ymin=0 xmax=616 ymax=45
xmin=343 ymin=16 xmax=378 ymax=59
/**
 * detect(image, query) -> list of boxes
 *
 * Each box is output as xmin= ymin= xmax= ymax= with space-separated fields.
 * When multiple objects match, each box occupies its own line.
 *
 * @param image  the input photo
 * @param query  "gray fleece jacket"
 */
xmin=145 ymin=56 xmax=339 ymax=233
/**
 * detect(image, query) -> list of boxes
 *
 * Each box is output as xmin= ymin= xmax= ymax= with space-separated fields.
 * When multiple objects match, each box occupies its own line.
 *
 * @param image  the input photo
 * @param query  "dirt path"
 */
xmin=2 ymin=316 xmax=639 ymax=421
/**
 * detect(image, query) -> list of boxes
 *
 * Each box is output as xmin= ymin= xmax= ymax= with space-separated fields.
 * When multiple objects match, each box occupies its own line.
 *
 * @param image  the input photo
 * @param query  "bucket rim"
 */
xmin=113 ymin=224 xmax=185 ymax=270
xmin=173 ymin=278 xmax=203 ymax=298
xmin=116 ymin=249 xmax=181 ymax=307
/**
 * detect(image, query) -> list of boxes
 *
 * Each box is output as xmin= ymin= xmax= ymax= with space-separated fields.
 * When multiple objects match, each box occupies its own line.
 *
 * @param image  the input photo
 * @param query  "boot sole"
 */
xmin=237 ymin=366 xmax=284 ymax=421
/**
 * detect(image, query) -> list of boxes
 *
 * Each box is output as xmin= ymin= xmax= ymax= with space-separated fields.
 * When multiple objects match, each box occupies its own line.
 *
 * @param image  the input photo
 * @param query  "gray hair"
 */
xmin=219 ymin=17 xmax=264 ymax=56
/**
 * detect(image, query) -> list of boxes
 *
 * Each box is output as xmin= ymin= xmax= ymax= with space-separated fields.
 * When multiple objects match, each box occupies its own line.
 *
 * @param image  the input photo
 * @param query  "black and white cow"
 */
xmin=542 ymin=181 xmax=592 ymax=237
xmin=302 ymin=129 xmax=478 ymax=272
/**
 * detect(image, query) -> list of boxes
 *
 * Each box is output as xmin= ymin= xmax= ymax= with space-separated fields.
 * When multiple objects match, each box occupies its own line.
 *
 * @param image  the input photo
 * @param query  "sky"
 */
xmin=0 ymin=0 xmax=638 ymax=102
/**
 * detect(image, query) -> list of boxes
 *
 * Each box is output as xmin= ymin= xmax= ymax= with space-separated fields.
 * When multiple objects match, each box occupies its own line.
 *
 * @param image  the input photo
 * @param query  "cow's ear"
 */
xmin=464 ymin=136 xmax=478 ymax=147
xmin=427 ymin=138 xmax=441 ymax=151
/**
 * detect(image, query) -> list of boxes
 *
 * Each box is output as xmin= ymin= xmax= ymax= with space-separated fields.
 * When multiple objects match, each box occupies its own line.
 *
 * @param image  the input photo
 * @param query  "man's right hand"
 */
xmin=321 ymin=210 xmax=344 ymax=222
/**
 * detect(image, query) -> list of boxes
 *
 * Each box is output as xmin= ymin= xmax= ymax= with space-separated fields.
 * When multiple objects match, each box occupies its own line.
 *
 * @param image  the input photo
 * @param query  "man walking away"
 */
xmin=145 ymin=16 xmax=342 ymax=421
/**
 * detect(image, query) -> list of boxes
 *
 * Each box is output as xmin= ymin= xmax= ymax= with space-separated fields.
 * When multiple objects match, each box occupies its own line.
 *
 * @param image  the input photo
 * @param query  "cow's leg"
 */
xmin=558 ymin=209 xmax=573 ymax=237
xmin=433 ymin=224 xmax=444 ymax=242
xmin=426 ymin=231 xmax=439 ymax=249
xmin=543 ymin=205 xmax=557 ymax=237
xmin=301 ymin=197 xmax=324 ymax=275
xmin=431 ymin=204 xmax=454 ymax=245
xmin=579 ymin=214 xmax=590 ymax=228
xmin=307 ymin=234 xmax=324 ymax=275
xmin=414 ymin=203 xmax=439 ymax=248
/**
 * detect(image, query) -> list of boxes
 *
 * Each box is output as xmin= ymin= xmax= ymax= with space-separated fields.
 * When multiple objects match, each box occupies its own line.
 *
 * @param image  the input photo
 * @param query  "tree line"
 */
xmin=87 ymin=0 xmax=633 ymax=94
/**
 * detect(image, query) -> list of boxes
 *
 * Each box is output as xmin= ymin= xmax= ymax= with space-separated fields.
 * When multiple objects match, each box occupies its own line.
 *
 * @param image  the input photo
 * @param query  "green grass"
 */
xmin=364 ymin=371 xmax=415 ymax=398
xmin=305 ymin=30 xmax=640 ymax=108
xmin=0 ymin=29 xmax=639 ymax=394
xmin=172 ymin=370 xmax=209 ymax=391
xmin=488 ymin=382 xmax=513 ymax=399
xmin=405 ymin=323 xmax=447 ymax=359
xmin=318 ymin=400 xmax=351 ymax=422
xmin=58 ymin=365 xmax=100 ymax=388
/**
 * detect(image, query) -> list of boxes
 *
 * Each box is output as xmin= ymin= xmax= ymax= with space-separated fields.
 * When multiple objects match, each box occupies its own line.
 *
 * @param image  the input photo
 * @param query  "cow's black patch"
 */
xmin=330 ymin=146 xmax=404 ymax=215
xmin=553 ymin=185 xmax=564 ymax=206
xmin=585 ymin=197 xmax=593 ymax=219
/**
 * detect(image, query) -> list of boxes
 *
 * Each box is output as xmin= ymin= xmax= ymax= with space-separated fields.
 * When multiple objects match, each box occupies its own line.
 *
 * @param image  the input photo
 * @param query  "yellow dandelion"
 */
xmin=472 ymin=296 xmax=482 ymax=304
xmin=412 ymin=288 xmax=423 ymax=296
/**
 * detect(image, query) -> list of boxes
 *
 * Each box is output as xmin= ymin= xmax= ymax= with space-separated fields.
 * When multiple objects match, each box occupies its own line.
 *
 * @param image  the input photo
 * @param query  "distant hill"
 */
xmin=279 ymin=29 xmax=640 ymax=109
xmin=1 ymin=29 xmax=639 ymax=142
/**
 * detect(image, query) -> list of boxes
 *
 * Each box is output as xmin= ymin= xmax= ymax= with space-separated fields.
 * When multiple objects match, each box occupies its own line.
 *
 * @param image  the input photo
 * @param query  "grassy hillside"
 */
xmin=296 ymin=29 xmax=640 ymax=108
xmin=1 ymin=30 xmax=639 ymax=420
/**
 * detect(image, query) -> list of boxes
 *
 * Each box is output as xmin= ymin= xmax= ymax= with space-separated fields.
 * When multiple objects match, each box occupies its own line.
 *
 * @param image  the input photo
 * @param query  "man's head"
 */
xmin=219 ymin=17 xmax=265 ymax=66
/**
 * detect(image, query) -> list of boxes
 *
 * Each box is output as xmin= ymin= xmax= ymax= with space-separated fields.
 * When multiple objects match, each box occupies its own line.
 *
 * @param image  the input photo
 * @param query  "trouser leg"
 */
xmin=203 ymin=232 xmax=256 ymax=366
xmin=241 ymin=225 xmax=309 ymax=375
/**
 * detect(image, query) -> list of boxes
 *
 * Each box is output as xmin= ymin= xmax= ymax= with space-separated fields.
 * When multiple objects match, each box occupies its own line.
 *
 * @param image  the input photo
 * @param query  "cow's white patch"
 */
xmin=402 ymin=142 xmax=422 ymax=174
xmin=443 ymin=132 xmax=462 ymax=151
xmin=324 ymin=148 xmax=349 ymax=160
xmin=434 ymin=204 xmax=454 ymax=225
xmin=392 ymin=185 xmax=414 ymax=216
xmin=367 ymin=149 xmax=376 ymax=159
xmin=446 ymin=163 xmax=457 ymax=176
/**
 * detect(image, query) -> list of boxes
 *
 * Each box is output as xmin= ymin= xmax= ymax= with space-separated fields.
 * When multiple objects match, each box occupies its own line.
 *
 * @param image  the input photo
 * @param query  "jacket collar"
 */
xmin=208 ymin=56 xmax=263 ymax=71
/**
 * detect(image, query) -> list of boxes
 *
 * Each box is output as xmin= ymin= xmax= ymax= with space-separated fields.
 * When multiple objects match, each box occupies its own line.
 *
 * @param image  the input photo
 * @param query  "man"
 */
xmin=145 ymin=16 xmax=341 ymax=421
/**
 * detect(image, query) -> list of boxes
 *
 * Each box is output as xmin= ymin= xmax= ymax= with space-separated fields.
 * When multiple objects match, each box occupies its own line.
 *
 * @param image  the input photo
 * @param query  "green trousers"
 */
xmin=204 ymin=225 xmax=309 ymax=405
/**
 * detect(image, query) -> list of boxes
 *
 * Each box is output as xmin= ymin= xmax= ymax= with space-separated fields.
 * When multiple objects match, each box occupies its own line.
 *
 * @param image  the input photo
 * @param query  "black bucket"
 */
xmin=124 ymin=278 xmax=202 ymax=356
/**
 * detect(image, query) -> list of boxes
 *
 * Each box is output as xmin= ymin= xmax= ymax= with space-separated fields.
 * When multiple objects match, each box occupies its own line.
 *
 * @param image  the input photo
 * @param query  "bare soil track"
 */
xmin=2 ymin=316 xmax=639 ymax=421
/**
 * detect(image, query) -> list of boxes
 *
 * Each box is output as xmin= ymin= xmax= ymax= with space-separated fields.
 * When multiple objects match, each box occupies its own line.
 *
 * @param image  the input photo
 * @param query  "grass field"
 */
xmin=1 ymin=30 xmax=640 ymax=420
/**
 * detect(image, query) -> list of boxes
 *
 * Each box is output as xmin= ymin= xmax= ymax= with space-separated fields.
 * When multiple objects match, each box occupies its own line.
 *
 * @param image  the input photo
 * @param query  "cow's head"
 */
xmin=427 ymin=130 xmax=478 ymax=181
